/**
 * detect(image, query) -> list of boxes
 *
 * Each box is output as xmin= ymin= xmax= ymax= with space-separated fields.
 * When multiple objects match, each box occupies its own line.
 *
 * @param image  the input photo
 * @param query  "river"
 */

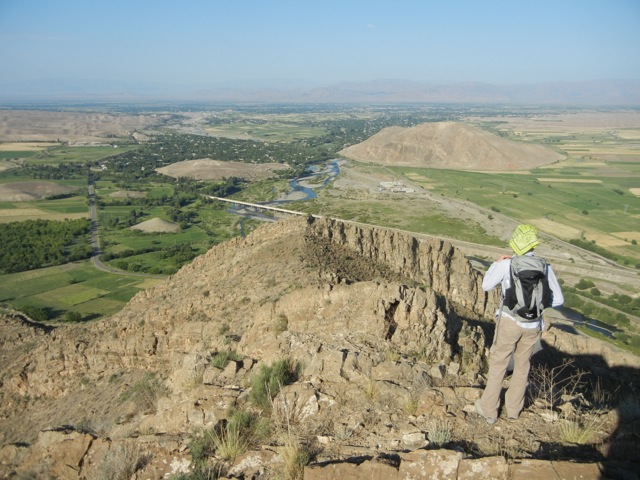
xmin=233 ymin=158 xmax=343 ymax=235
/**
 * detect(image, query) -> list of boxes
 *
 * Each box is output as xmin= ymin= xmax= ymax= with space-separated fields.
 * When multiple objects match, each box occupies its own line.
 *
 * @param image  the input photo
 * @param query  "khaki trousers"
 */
xmin=478 ymin=316 xmax=541 ymax=419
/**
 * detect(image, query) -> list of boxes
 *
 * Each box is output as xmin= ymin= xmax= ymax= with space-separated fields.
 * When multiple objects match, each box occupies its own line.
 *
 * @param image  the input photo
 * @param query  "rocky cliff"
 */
xmin=0 ymin=216 xmax=638 ymax=479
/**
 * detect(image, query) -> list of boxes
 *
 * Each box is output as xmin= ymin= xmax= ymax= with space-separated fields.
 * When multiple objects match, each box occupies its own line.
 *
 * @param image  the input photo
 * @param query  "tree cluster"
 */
xmin=0 ymin=219 xmax=92 ymax=273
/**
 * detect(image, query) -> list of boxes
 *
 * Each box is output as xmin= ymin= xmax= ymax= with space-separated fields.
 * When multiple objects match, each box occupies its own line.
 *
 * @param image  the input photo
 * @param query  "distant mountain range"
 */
xmin=1 ymin=78 xmax=640 ymax=105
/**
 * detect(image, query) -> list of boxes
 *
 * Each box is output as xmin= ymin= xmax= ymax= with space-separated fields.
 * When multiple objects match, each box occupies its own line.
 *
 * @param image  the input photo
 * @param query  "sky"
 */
xmin=1 ymin=0 xmax=639 ymax=92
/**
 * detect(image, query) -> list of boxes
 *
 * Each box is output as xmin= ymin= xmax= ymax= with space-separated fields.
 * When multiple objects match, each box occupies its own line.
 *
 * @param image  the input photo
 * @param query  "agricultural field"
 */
xmin=0 ymin=142 xmax=137 ymax=165
xmin=0 ymin=262 xmax=163 ymax=321
xmin=388 ymin=161 xmax=640 ymax=264
xmin=204 ymin=122 xmax=326 ymax=142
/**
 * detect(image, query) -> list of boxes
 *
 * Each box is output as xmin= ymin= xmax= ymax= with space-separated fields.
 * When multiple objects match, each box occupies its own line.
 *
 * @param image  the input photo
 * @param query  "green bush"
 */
xmin=227 ymin=408 xmax=270 ymax=443
xmin=187 ymin=429 xmax=217 ymax=470
xmin=210 ymin=350 xmax=243 ymax=369
xmin=64 ymin=311 xmax=83 ymax=322
xmin=575 ymin=278 xmax=595 ymax=290
xmin=249 ymin=358 xmax=301 ymax=410
xmin=21 ymin=305 xmax=51 ymax=322
xmin=187 ymin=408 xmax=269 ymax=474
xmin=275 ymin=314 xmax=289 ymax=336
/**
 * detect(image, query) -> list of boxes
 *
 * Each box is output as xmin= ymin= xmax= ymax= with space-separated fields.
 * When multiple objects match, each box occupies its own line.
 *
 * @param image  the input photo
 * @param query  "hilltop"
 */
xmin=339 ymin=122 xmax=564 ymax=171
xmin=157 ymin=159 xmax=290 ymax=181
xmin=0 ymin=217 xmax=639 ymax=479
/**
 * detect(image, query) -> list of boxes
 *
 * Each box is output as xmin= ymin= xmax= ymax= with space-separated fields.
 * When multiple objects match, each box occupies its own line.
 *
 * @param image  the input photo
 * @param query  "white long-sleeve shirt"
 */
xmin=482 ymin=252 xmax=564 ymax=328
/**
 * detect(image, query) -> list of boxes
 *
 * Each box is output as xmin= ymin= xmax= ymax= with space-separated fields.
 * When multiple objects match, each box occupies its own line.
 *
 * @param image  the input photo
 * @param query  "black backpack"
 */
xmin=503 ymin=255 xmax=553 ymax=321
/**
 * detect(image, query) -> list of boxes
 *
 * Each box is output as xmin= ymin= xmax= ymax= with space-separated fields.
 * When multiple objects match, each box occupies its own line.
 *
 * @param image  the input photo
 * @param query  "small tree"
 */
xmin=64 ymin=311 xmax=83 ymax=322
xmin=575 ymin=278 xmax=595 ymax=290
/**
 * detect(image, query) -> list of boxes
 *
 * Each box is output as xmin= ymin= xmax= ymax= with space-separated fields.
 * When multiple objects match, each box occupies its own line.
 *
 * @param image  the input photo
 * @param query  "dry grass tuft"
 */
xmin=212 ymin=422 xmax=249 ymax=462
xmin=557 ymin=413 xmax=606 ymax=445
xmin=281 ymin=433 xmax=311 ymax=480
xmin=95 ymin=442 xmax=148 ymax=480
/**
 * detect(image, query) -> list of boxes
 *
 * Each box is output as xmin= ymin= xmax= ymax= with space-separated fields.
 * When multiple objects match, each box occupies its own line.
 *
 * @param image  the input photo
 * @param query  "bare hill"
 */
xmin=339 ymin=122 xmax=564 ymax=171
xmin=0 ymin=110 xmax=169 ymax=144
xmin=157 ymin=158 xmax=290 ymax=181
xmin=0 ymin=217 xmax=638 ymax=478
xmin=130 ymin=217 xmax=180 ymax=233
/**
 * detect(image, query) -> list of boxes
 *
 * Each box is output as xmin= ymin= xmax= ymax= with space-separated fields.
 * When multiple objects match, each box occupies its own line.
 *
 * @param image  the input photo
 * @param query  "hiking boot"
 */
xmin=475 ymin=400 xmax=497 ymax=425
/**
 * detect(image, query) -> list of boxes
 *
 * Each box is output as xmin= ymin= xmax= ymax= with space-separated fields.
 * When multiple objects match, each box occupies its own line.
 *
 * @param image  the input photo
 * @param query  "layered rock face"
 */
xmin=0 ymin=216 xmax=638 ymax=479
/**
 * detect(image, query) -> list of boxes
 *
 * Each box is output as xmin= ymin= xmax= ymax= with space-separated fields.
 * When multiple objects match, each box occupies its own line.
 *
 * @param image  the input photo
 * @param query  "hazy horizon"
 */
xmin=1 ymin=0 xmax=639 ymax=98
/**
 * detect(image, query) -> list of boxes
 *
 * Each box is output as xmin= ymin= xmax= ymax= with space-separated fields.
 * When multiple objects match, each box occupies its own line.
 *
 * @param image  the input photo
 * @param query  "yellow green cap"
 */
xmin=509 ymin=224 xmax=540 ymax=255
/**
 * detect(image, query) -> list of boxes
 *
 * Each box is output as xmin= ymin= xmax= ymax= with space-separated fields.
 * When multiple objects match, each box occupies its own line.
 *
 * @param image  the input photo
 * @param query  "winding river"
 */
xmin=233 ymin=158 xmax=343 ymax=233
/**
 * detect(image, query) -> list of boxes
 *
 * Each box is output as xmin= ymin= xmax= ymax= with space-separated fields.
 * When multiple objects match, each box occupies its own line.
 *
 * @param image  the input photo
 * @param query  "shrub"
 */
xmin=21 ymin=305 xmax=50 ymax=322
xmin=426 ymin=418 xmax=452 ymax=447
xmin=575 ymin=278 xmax=595 ymax=290
xmin=210 ymin=350 xmax=242 ymax=369
xmin=249 ymin=358 xmax=301 ymax=411
xmin=64 ymin=311 xmax=83 ymax=322
xmin=527 ymin=360 xmax=585 ymax=411
xmin=226 ymin=408 xmax=270 ymax=445
xmin=275 ymin=314 xmax=289 ymax=336
xmin=188 ymin=430 xmax=216 ymax=469
xmin=186 ymin=431 xmax=227 ymax=478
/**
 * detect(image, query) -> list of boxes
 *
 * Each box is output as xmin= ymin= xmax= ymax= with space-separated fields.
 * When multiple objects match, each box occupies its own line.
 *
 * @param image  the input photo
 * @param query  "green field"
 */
xmin=0 ymin=150 xmax=39 ymax=160
xmin=26 ymin=145 xmax=139 ymax=164
xmin=0 ymin=262 xmax=163 ymax=321
xmin=388 ymin=162 xmax=640 ymax=263
xmin=0 ymin=195 xmax=90 ymax=223
xmin=301 ymin=193 xmax=504 ymax=246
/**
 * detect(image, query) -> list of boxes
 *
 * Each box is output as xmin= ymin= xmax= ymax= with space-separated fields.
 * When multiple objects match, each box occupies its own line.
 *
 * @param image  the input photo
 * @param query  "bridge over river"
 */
xmin=205 ymin=195 xmax=311 ymax=218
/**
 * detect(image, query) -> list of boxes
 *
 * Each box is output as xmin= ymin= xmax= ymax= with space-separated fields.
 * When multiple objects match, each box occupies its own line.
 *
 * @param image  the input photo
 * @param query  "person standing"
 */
xmin=475 ymin=224 xmax=564 ymax=424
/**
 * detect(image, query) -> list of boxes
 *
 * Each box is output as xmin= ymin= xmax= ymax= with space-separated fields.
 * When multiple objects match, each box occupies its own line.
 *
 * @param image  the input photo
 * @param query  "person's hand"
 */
xmin=497 ymin=254 xmax=512 ymax=261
